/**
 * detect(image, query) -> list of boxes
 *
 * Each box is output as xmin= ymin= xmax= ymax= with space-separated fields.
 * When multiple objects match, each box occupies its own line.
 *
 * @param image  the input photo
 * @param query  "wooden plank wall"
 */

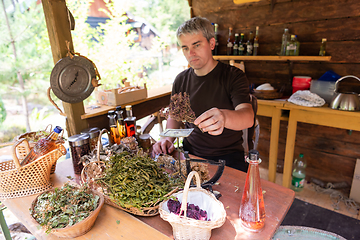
xmin=191 ymin=0 xmax=360 ymax=185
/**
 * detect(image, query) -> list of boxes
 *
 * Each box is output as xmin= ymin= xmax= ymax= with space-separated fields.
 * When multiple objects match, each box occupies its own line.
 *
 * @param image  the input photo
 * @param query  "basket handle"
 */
xmin=96 ymin=128 xmax=110 ymax=161
xmin=180 ymin=171 xmax=202 ymax=218
xmin=12 ymin=138 xmax=30 ymax=169
xmin=44 ymin=124 xmax=53 ymax=133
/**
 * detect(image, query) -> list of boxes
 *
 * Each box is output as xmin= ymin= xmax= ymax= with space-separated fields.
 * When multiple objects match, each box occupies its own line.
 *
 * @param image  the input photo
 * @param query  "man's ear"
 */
xmin=209 ymin=38 xmax=215 ymax=50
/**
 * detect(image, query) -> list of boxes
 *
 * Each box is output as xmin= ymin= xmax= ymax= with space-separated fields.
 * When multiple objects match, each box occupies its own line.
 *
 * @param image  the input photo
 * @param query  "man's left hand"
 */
xmin=194 ymin=107 xmax=225 ymax=135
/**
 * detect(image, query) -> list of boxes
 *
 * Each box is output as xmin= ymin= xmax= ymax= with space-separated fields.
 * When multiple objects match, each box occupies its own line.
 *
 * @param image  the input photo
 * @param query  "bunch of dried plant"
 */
xmin=160 ymin=92 xmax=196 ymax=123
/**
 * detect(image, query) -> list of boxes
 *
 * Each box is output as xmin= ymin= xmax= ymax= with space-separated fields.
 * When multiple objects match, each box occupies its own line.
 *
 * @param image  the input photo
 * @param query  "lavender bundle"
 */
xmin=160 ymin=92 xmax=196 ymax=123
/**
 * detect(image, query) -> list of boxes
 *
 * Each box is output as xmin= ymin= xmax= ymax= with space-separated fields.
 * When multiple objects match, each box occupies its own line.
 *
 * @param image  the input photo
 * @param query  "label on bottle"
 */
xmin=233 ymin=44 xmax=238 ymax=50
xmin=247 ymin=45 xmax=253 ymax=54
xmin=227 ymin=42 xmax=233 ymax=48
xmin=254 ymin=43 xmax=259 ymax=48
xmin=239 ymin=45 xmax=244 ymax=51
xmin=292 ymin=175 xmax=305 ymax=188
xmin=287 ymin=44 xmax=296 ymax=50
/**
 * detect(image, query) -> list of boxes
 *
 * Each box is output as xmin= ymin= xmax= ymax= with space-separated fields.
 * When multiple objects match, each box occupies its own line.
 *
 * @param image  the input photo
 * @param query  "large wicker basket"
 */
xmin=30 ymin=186 xmax=104 ymax=238
xmin=81 ymin=129 xmax=177 ymax=216
xmin=159 ymin=171 xmax=226 ymax=240
xmin=15 ymin=125 xmax=64 ymax=174
xmin=0 ymin=138 xmax=66 ymax=199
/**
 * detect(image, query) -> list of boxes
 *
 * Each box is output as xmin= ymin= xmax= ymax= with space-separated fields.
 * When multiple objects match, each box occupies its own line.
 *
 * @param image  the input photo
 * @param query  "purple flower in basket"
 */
xmin=167 ymin=198 xmax=181 ymax=215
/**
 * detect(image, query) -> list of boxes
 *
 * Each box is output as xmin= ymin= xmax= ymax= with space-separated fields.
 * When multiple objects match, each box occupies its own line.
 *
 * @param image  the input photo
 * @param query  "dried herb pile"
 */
xmin=97 ymin=151 xmax=183 ymax=209
xmin=160 ymin=92 xmax=196 ymax=123
xmin=30 ymin=183 xmax=99 ymax=233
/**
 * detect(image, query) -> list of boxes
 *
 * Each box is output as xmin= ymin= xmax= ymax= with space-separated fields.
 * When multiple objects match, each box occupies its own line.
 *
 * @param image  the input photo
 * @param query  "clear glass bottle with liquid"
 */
xmin=253 ymin=26 xmax=259 ymax=56
xmin=21 ymin=126 xmax=63 ymax=166
xmin=116 ymin=106 xmax=126 ymax=139
xmin=107 ymin=110 xmax=120 ymax=144
xmin=124 ymin=105 xmax=136 ymax=137
xmin=286 ymin=35 xmax=299 ymax=56
xmin=239 ymin=149 xmax=266 ymax=232
xmin=291 ymin=153 xmax=307 ymax=192
xmin=246 ymin=31 xmax=254 ymax=56
xmin=280 ymin=28 xmax=290 ymax=56
xmin=227 ymin=27 xmax=234 ymax=55
xmin=319 ymin=38 xmax=327 ymax=56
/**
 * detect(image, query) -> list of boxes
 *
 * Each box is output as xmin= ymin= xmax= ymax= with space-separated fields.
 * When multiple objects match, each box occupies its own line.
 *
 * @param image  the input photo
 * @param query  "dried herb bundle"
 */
xmin=30 ymin=183 xmax=99 ymax=234
xmin=160 ymin=92 xmax=196 ymax=123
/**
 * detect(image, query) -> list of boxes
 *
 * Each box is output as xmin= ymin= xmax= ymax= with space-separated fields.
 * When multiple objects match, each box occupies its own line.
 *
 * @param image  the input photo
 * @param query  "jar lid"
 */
xmin=81 ymin=127 xmax=100 ymax=138
xmin=139 ymin=134 xmax=151 ymax=140
xmin=68 ymin=133 xmax=90 ymax=146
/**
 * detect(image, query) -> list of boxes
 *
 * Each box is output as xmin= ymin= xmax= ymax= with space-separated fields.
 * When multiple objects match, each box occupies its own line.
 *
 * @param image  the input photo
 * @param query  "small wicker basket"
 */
xmin=15 ymin=125 xmax=64 ymax=174
xmin=30 ymin=187 xmax=104 ymax=238
xmin=0 ymin=138 xmax=66 ymax=199
xmin=159 ymin=171 xmax=226 ymax=240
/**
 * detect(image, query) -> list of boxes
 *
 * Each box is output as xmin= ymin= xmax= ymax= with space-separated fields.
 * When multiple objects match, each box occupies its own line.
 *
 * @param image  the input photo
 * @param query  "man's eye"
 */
xmin=195 ymin=44 xmax=200 ymax=48
xmin=183 ymin=47 xmax=189 ymax=51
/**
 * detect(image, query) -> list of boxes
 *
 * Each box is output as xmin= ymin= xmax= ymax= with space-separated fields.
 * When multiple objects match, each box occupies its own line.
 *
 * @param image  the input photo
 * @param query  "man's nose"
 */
xmin=189 ymin=48 xmax=196 ymax=56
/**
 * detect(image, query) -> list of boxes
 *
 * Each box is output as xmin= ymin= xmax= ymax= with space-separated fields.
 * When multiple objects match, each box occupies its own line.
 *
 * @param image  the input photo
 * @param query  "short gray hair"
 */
xmin=176 ymin=17 xmax=215 ymax=42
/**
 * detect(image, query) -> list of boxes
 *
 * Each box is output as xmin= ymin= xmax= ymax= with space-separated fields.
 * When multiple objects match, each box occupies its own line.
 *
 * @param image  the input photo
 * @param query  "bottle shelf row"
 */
xmin=213 ymin=55 xmax=331 ymax=62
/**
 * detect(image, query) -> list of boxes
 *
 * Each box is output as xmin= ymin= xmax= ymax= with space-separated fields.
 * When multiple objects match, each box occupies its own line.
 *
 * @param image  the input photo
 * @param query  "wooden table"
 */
xmin=257 ymin=99 xmax=360 ymax=188
xmin=82 ymin=85 xmax=172 ymax=130
xmin=1 ymin=152 xmax=294 ymax=240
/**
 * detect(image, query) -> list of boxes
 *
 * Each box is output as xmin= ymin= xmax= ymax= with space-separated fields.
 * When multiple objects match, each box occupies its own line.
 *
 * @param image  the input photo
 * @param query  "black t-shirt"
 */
xmin=172 ymin=61 xmax=250 ymax=156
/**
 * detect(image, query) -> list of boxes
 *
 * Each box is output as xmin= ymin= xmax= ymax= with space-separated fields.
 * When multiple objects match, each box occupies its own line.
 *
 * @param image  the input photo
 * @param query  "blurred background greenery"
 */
xmin=0 ymin=0 xmax=189 ymax=143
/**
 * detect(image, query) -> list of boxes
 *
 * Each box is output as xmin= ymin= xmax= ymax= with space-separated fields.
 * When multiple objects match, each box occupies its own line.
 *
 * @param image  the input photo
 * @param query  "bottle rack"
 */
xmin=213 ymin=55 xmax=331 ymax=62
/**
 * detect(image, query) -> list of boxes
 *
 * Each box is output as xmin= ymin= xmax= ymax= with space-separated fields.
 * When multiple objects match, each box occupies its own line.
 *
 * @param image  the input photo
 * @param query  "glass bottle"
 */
xmin=239 ymin=33 xmax=245 ymax=55
xmin=21 ymin=126 xmax=63 ymax=166
xmin=253 ymin=26 xmax=259 ymax=56
xmin=286 ymin=35 xmax=297 ymax=56
xmin=227 ymin=27 xmax=234 ymax=55
xmin=319 ymin=38 xmax=327 ymax=56
xmin=291 ymin=153 xmax=307 ymax=192
xmin=124 ymin=105 xmax=136 ymax=137
xmin=213 ymin=23 xmax=219 ymax=56
xmin=246 ymin=31 xmax=254 ymax=56
xmin=294 ymin=35 xmax=300 ymax=56
xmin=233 ymin=33 xmax=239 ymax=55
xmin=107 ymin=110 xmax=120 ymax=144
xmin=239 ymin=149 xmax=266 ymax=232
xmin=280 ymin=28 xmax=290 ymax=56
xmin=116 ymin=106 xmax=126 ymax=139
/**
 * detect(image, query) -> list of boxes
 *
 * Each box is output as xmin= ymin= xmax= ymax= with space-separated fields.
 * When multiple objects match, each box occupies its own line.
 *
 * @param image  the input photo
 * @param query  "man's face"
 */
xmin=178 ymin=32 xmax=215 ymax=71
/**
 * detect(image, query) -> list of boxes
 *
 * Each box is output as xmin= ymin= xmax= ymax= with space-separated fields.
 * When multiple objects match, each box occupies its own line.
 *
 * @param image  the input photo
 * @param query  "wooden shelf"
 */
xmin=213 ymin=55 xmax=331 ymax=62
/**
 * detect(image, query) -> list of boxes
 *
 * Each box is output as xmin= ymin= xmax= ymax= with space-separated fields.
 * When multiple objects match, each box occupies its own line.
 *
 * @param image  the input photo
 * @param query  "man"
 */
xmin=152 ymin=17 xmax=254 ymax=172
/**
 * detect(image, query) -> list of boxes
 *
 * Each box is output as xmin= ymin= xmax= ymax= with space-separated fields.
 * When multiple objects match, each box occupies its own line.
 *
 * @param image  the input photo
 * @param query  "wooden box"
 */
xmin=95 ymin=84 xmax=147 ymax=106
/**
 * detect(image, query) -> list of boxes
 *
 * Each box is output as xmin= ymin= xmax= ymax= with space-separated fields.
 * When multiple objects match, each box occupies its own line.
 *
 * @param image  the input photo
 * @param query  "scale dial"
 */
xmin=50 ymin=56 xmax=96 ymax=103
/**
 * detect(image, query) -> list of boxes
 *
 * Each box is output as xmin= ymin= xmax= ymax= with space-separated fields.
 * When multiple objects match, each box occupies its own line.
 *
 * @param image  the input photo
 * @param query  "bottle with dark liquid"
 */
xmin=239 ymin=149 xmax=266 ymax=232
xmin=124 ymin=105 xmax=136 ymax=137
xmin=227 ymin=27 xmax=234 ymax=55
xmin=239 ymin=33 xmax=245 ymax=56
xmin=107 ymin=110 xmax=120 ymax=144
xmin=21 ymin=126 xmax=63 ymax=166
xmin=212 ymin=23 xmax=219 ymax=56
xmin=233 ymin=33 xmax=239 ymax=56
xmin=246 ymin=31 xmax=254 ymax=56
xmin=116 ymin=106 xmax=126 ymax=139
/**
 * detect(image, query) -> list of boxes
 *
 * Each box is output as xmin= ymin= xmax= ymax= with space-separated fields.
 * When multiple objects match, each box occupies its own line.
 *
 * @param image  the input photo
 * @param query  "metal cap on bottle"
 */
xmin=81 ymin=127 xmax=100 ymax=139
xmin=68 ymin=133 xmax=90 ymax=147
xmin=54 ymin=126 xmax=63 ymax=134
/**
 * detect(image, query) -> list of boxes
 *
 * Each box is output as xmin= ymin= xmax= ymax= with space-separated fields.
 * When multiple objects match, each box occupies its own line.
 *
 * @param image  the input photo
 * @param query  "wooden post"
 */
xmin=41 ymin=0 xmax=88 ymax=136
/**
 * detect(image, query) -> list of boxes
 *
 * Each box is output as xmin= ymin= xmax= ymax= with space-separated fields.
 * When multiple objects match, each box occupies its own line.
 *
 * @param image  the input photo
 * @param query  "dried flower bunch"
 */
xmin=160 ymin=92 xmax=196 ymax=123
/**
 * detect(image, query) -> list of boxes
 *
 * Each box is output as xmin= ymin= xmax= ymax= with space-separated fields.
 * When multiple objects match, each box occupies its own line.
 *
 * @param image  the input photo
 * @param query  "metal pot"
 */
xmin=330 ymin=75 xmax=360 ymax=111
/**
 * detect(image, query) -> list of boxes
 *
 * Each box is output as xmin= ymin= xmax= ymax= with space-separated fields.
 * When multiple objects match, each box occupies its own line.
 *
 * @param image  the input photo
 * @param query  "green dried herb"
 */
xmin=96 ymin=151 xmax=183 ymax=209
xmin=30 ymin=183 xmax=99 ymax=234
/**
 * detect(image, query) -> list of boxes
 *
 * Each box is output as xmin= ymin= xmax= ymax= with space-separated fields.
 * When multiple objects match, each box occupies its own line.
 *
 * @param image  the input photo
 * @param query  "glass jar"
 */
xmin=81 ymin=127 xmax=100 ymax=152
xmin=68 ymin=133 xmax=90 ymax=174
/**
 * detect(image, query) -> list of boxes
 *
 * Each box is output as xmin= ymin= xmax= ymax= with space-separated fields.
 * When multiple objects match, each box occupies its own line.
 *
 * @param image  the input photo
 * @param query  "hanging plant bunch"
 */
xmin=160 ymin=92 xmax=196 ymax=123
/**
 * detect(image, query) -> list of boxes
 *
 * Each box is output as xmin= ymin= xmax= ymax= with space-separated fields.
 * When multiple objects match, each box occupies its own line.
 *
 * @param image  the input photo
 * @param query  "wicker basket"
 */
xmin=30 ymin=187 xmax=104 ymax=238
xmin=81 ymin=129 xmax=178 ymax=216
xmin=15 ymin=125 xmax=64 ymax=174
xmin=159 ymin=171 xmax=226 ymax=240
xmin=0 ymin=138 xmax=66 ymax=199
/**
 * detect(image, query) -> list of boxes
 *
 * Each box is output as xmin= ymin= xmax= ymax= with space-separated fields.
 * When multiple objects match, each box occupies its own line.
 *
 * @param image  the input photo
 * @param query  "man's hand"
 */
xmin=152 ymin=138 xmax=175 ymax=156
xmin=194 ymin=107 xmax=225 ymax=135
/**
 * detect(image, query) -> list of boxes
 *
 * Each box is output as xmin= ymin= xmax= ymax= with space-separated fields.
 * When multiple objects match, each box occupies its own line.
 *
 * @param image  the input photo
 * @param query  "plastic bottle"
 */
xmin=291 ymin=153 xmax=307 ymax=192
xmin=239 ymin=149 xmax=266 ymax=232
xmin=280 ymin=28 xmax=290 ymax=56
xmin=319 ymin=38 xmax=327 ymax=56
xmin=124 ymin=105 xmax=136 ymax=137
xmin=21 ymin=126 xmax=63 ymax=166
xmin=107 ymin=110 xmax=120 ymax=144
xmin=115 ymin=106 xmax=126 ymax=139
